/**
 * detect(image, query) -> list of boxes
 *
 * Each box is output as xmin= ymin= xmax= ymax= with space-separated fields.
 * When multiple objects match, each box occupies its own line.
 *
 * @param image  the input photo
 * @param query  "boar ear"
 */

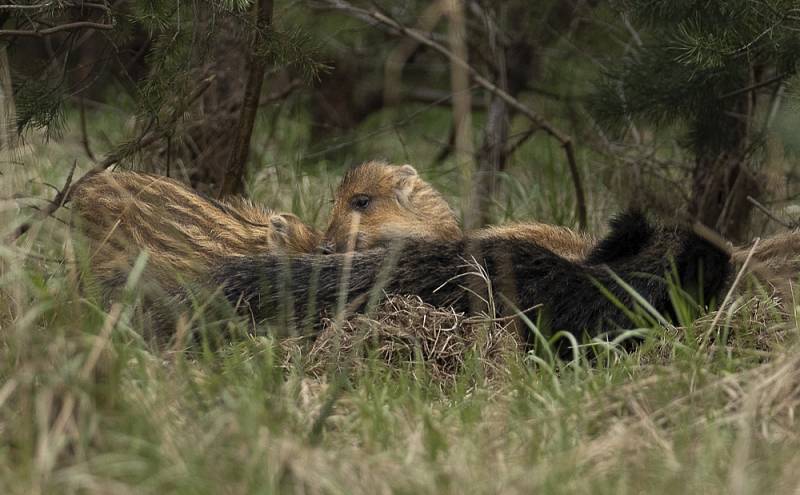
xmin=394 ymin=164 xmax=419 ymax=206
xmin=398 ymin=164 xmax=418 ymax=177
xmin=269 ymin=214 xmax=289 ymax=233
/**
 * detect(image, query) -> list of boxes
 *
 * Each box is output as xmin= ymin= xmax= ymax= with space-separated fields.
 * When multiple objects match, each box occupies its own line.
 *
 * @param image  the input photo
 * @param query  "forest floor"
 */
xmin=1 ymin=109 xmax=799 ymax=494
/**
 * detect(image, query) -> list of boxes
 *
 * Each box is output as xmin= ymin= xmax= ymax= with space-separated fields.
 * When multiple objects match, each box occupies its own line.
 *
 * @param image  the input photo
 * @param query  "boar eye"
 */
xmin=350 ymin=195 xmax=371 ymax=211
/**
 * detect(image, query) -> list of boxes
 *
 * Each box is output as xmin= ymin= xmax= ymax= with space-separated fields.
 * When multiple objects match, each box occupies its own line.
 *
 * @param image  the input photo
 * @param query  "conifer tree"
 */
xmin=593 ymin=0 xmax=800 ymax=240
xmin=1 ymin=0 xmax=321 ymax=193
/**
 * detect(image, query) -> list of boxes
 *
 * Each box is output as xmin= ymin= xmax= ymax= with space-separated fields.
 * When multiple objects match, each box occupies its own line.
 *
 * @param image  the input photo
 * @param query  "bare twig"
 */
xmin=9 ymin=76 xmax=215 ymax=242
xmin=259 ymin=79 xmax=303 ymax=107
xmin=718 ymin=73 xmax=788 ymax=100
xmin=319 ymin=0 xmax=587 ymax=228
xmin=38 ymin=181 xmax=62 ymax=194
xmin=0 ymin=2 xmax=110 ymax=12
xmin=691 ymin=222 xmax=736 ymax=258
xmin=78 ymin=96 xmax=96 ymax=162
xmin=405 ymin=87 xmax=488 ymax=109
xmin=505 ymin=127 xmax=538 ymax=157
xmin=0 ymin=21 xmax=114 ymax=38
xmin=563 ymin=142 xmax=587 ymax=228
xmin=621 ymin=13 xmax=643 ymax=48
xmin=747 ymin=195 xmax=794 ymax=229
xmin=432 ymin=124 xmax=456 ymax=165
xmin=71 ymin=2 xmax=112 ymax=13
xmin=10 ymin=161 xmax=76 ymax=239
xmin=0 ymin=2 xmax=53 ymax=10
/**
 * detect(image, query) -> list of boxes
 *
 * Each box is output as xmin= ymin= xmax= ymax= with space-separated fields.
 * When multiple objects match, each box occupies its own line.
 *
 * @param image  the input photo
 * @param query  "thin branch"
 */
xmin=72 ymin=2 xmax=112 ymax=13
xmin=505 ymin=127 xmax=538 ymax=158
xmin=620 ymin=13 xmax=643 ymax=48
xmin=718 ymin=72 xmax=788 ymax=100
xmin=0 ymin=1 xmax=111 ymax=11
xmin=404 ymin=87 xmax=488 ymax=109
xmin=432 ymin=124 xmax=456 ymax=165
xmin=37 ymin=181 xmax=62 ymax=194
xmin=747 ymin=195 xmax=794 ymax=229
xmin=763 ymin=82 xmax=785 ymax=132
xmin=258 ymin=78 xmax=302 ymax=106
xmin=0 ymin=2 xmax=53 ymax=10
xmin=11 ymin=160 xmax=78 ymax=239
xmin=79 ymin=96 xmax=96 ymax=162
xmin=319 ymin=0 xmax=587 ymax=228
xmin=9 ymin=76 xmax=215 ymax=242
xmin=0 ymin=20 xmax=114 ymax=38
xmin=24 ymin=205 xmax=71 ymax=226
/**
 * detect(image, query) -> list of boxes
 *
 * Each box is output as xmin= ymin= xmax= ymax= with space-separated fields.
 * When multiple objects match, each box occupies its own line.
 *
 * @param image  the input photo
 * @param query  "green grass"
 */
xmin=1 ymin=106 xmax=798 ymax=494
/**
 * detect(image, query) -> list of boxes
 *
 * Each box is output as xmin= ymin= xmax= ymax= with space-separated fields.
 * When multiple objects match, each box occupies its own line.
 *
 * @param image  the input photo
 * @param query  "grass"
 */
xmin=1 ymin=105 xmax=799 ymax=494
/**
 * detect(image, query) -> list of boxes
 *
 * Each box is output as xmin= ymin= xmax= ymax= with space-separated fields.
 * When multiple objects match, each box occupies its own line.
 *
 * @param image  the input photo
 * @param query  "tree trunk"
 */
xmin=475 ymin=95 xmax=509 ymax=226
xmin=688 ymin=84 xmax=759 ymax=242
xmin=445 ymin=0 xmax=476 ymax=229
xmin=689 ymin=153 xmax=759 ymax=242
xmin=219 ymin=0 xmax=274 ymax=197
xmin=470 ymin=0 xmax=596 ymax=228
xmin=0 ymin=44 xmax=17 ymax=153
xmin=309 ymin=60 xmax=384 ymax=148
xmin=140 ymin=10 xmax=249 ymax=194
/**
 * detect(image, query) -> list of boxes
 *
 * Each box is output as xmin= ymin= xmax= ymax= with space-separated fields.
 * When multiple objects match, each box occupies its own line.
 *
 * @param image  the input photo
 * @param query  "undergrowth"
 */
xmin=0 ymin=108 xmax=798 ymax=494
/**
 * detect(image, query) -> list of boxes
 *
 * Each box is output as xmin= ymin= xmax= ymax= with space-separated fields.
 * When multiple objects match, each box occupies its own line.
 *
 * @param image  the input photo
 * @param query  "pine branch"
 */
xmin=718 ymin=72 xmax=789 ymax=100
xmin=0 ymin=20 xmax=114 ymax=38
xmin=9 ymin=76 xmax=215 ymax=242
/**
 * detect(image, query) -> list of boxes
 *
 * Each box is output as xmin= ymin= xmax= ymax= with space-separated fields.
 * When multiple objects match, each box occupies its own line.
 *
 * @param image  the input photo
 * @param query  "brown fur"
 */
xmin=209 ymin=211 xmax=731 ymax=351
xmin=325 ymin=163 xmax=800 ymax=287
xmin=470 ymin=224 xmax=595 ymax=261
xmin=323 ymin=161 xmax=595 ymax=260
xmin=322 ymin=161 xmax=462 ymax=252
xmin=730 ymin=231 xmax=800 ymax=301
xmin=70 ymin=171 xmax=321 ymax=291
xmin=732 ymin=230 xmax=800 ymax=273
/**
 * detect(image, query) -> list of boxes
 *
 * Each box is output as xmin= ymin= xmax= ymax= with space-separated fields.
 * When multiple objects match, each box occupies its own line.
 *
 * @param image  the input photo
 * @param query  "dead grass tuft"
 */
xmin=284 ymin=295 xmax=522 ymax=382
xmin=697 ymin=293 xmax=793 ymax=352
xmin=713 ymin=350 xmax=800 ymax=440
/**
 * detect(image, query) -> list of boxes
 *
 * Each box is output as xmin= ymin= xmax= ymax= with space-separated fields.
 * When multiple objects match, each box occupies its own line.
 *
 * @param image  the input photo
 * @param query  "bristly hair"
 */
xmin=196 ymin=211 xmax=731 ymax=353
xmin=585 ymin=210 xmax=655 ymax=265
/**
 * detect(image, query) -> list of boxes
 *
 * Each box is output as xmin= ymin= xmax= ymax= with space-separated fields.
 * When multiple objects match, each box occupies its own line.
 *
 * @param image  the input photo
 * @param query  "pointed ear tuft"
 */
xmin=398 ymin=164 xmax=418 ymax=177
xmin=394 ymin=165 xmax=418 ymax=207
xmin=270 ymin=215 xmax=289 ymax=233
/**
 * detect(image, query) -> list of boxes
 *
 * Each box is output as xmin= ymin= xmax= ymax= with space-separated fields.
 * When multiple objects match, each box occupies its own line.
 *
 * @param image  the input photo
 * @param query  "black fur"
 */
xmin=205 ymin=214 xmax=731 ymax=346
xmin=585 ymin=210 xmax=655 ymax=265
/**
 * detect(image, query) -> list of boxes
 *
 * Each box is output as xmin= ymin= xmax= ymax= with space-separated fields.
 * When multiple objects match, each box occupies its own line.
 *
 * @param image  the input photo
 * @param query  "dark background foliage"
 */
xmin=3 ymin=0 xmax=800 ymax=239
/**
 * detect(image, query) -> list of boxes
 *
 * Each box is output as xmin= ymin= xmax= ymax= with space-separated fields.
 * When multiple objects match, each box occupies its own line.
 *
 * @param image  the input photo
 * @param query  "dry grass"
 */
xmin=300 ymin=295 xmax=522 ymax=382
xmin=3 ymin=110 xmax=800 ymax=494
